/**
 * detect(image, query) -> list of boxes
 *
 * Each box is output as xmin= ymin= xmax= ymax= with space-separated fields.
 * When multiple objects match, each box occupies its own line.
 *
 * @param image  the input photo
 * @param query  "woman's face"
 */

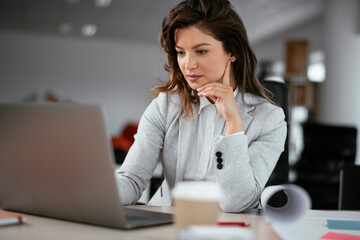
xmin=174 ymin=26 xmax=236 ymax=90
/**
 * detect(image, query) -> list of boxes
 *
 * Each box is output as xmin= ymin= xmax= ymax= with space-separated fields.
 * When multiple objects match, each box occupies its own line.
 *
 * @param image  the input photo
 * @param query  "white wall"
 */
xmin=0 ymin=31 xmax=167 ymax=137
xmin=253 ymin=16 xmax=324 ymax=63
xmin=320 ymin=0 xmax=360 ymax=164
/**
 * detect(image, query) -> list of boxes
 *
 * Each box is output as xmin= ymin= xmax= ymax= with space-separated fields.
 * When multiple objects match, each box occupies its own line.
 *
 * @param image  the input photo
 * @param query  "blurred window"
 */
xmin=307 ymin=50 xmax=326 ymax=82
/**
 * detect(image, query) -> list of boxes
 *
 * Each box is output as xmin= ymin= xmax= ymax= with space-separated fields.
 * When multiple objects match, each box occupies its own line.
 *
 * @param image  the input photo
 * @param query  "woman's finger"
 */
xmin=197 ymin=83 xmax=232 ymax=95
xmin=197 ymin=86 xmax=231 ymax=99
xmin=197 ymin=82 xmax=228 ymax=92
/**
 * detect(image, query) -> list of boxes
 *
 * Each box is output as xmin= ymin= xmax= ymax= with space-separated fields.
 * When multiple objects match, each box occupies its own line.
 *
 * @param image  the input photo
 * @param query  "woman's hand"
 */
xmin=196 ymin=61 xmax=243 ymax=135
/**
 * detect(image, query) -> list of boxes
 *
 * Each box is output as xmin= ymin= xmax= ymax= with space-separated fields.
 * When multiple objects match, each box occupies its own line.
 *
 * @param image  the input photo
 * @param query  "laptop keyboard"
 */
xmin=123 ymin=207 xmax=173 ymax=227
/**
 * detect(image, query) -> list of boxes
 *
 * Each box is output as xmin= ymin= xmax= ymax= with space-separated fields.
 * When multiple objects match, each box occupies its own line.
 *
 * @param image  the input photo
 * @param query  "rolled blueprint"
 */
xmin=261 ymin=184 xmax=311 ymax=223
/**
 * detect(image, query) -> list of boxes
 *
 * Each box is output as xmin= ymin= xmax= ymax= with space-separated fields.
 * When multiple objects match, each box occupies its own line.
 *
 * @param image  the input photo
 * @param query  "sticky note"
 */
xmin=320 ymin=232 xmax=360 ymax=240
xmin=327 ymin=219 xmax=360 ymax=230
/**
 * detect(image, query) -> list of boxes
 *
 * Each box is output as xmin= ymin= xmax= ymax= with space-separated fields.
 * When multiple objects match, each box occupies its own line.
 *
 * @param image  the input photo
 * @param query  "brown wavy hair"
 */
xmin=151 ymin=0 xmax=273 ymax=118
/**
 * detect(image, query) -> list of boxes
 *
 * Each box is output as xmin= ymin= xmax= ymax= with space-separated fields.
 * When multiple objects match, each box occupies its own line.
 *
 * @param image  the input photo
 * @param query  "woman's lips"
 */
xmin=187 ymin=74 xmax=202 ymax=82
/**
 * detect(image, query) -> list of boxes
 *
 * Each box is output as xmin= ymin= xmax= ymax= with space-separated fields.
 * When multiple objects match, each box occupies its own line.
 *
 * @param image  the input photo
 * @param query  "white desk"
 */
xmin=272 ymin=210 xmax=360 ymax=240
xmin=1 ymin=206 xmax=359 ymax=240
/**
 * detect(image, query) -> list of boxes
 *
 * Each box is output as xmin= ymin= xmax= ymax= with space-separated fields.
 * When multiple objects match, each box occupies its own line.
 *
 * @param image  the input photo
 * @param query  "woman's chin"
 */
xmin=188 ymin=83 xmax=200 ymax=90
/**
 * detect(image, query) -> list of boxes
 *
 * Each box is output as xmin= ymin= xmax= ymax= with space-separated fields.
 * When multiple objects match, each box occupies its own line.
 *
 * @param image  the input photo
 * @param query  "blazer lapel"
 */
xmin=175 ymin=104 xmax=199 ymax=182
xmin=236 ymin=92 xmax=255 ymax=134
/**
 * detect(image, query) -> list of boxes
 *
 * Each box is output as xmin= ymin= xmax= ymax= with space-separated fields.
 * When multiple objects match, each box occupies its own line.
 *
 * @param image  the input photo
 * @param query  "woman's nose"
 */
xmin=185 ymin=55 xmax=197 ymax=70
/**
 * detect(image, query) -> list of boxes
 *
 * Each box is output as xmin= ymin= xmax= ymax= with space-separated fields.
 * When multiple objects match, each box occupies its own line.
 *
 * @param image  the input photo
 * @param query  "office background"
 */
xmin=0 ymin=0 xmax=359 ymax=165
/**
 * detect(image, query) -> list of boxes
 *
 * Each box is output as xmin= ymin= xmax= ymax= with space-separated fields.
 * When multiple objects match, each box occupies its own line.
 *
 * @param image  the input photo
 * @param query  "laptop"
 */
xmin=0 ymin=103 xmax=172 ymax=229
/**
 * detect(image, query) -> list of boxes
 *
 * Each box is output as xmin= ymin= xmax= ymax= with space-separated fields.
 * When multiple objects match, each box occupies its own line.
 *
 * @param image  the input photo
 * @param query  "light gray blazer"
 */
xmin=115 ymin=91 xmax=287 ymax=213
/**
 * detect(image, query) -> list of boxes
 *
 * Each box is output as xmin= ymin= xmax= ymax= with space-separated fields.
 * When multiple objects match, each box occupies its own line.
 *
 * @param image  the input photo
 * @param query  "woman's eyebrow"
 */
xmin=175 ymin=43 xmax=212 ymax=49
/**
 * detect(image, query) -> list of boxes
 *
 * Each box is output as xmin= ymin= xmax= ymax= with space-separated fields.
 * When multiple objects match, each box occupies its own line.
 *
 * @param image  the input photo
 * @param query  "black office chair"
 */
xmin=294 ymin=122 xmax=357 ymax=209
xmin=262 ymin=80 xmax=290 ymax=207
xmin=338 ymin=163 xmax=360 ymax=210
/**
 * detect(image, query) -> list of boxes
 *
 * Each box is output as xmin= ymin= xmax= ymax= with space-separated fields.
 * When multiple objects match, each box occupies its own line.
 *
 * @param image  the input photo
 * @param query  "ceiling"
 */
xmin=0 ymin=0 xmax=325 ymax=45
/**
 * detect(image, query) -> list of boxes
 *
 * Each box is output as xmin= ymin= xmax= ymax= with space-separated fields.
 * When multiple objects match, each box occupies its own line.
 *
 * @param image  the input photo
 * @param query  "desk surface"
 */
xmin=0 ymin=205 xmax=280 ymax=240
xmin=1 ymin=206 xmax=360 ymax=240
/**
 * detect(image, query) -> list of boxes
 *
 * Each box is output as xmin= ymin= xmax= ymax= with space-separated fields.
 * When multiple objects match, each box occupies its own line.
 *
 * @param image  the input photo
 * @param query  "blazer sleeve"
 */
xmin=115 ymin=93 xmax=168 ymax=205
xmin=214 ymin=105 xmax=287 ymax=212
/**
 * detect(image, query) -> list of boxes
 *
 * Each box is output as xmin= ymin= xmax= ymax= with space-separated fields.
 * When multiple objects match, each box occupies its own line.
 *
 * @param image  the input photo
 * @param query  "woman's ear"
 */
xmin=230 ymin=54 xmax=237 ymax=62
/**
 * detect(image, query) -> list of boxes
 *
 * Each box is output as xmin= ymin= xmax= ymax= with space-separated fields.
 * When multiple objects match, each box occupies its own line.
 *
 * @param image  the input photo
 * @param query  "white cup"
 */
xmin=172 ymin=181 xmax=223 ymax=228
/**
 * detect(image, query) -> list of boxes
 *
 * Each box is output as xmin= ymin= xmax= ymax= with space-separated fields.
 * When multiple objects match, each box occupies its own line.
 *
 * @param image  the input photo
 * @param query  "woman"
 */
xmin=115 ymin=0 xmax=287 ymax=212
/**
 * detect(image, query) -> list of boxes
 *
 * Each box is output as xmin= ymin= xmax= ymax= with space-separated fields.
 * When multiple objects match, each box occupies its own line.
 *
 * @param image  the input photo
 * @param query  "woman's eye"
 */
xmin=197 ymin=49 xmax=208 ymax=55
xmin=176 ymin=51 xmax=185 ymax=56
